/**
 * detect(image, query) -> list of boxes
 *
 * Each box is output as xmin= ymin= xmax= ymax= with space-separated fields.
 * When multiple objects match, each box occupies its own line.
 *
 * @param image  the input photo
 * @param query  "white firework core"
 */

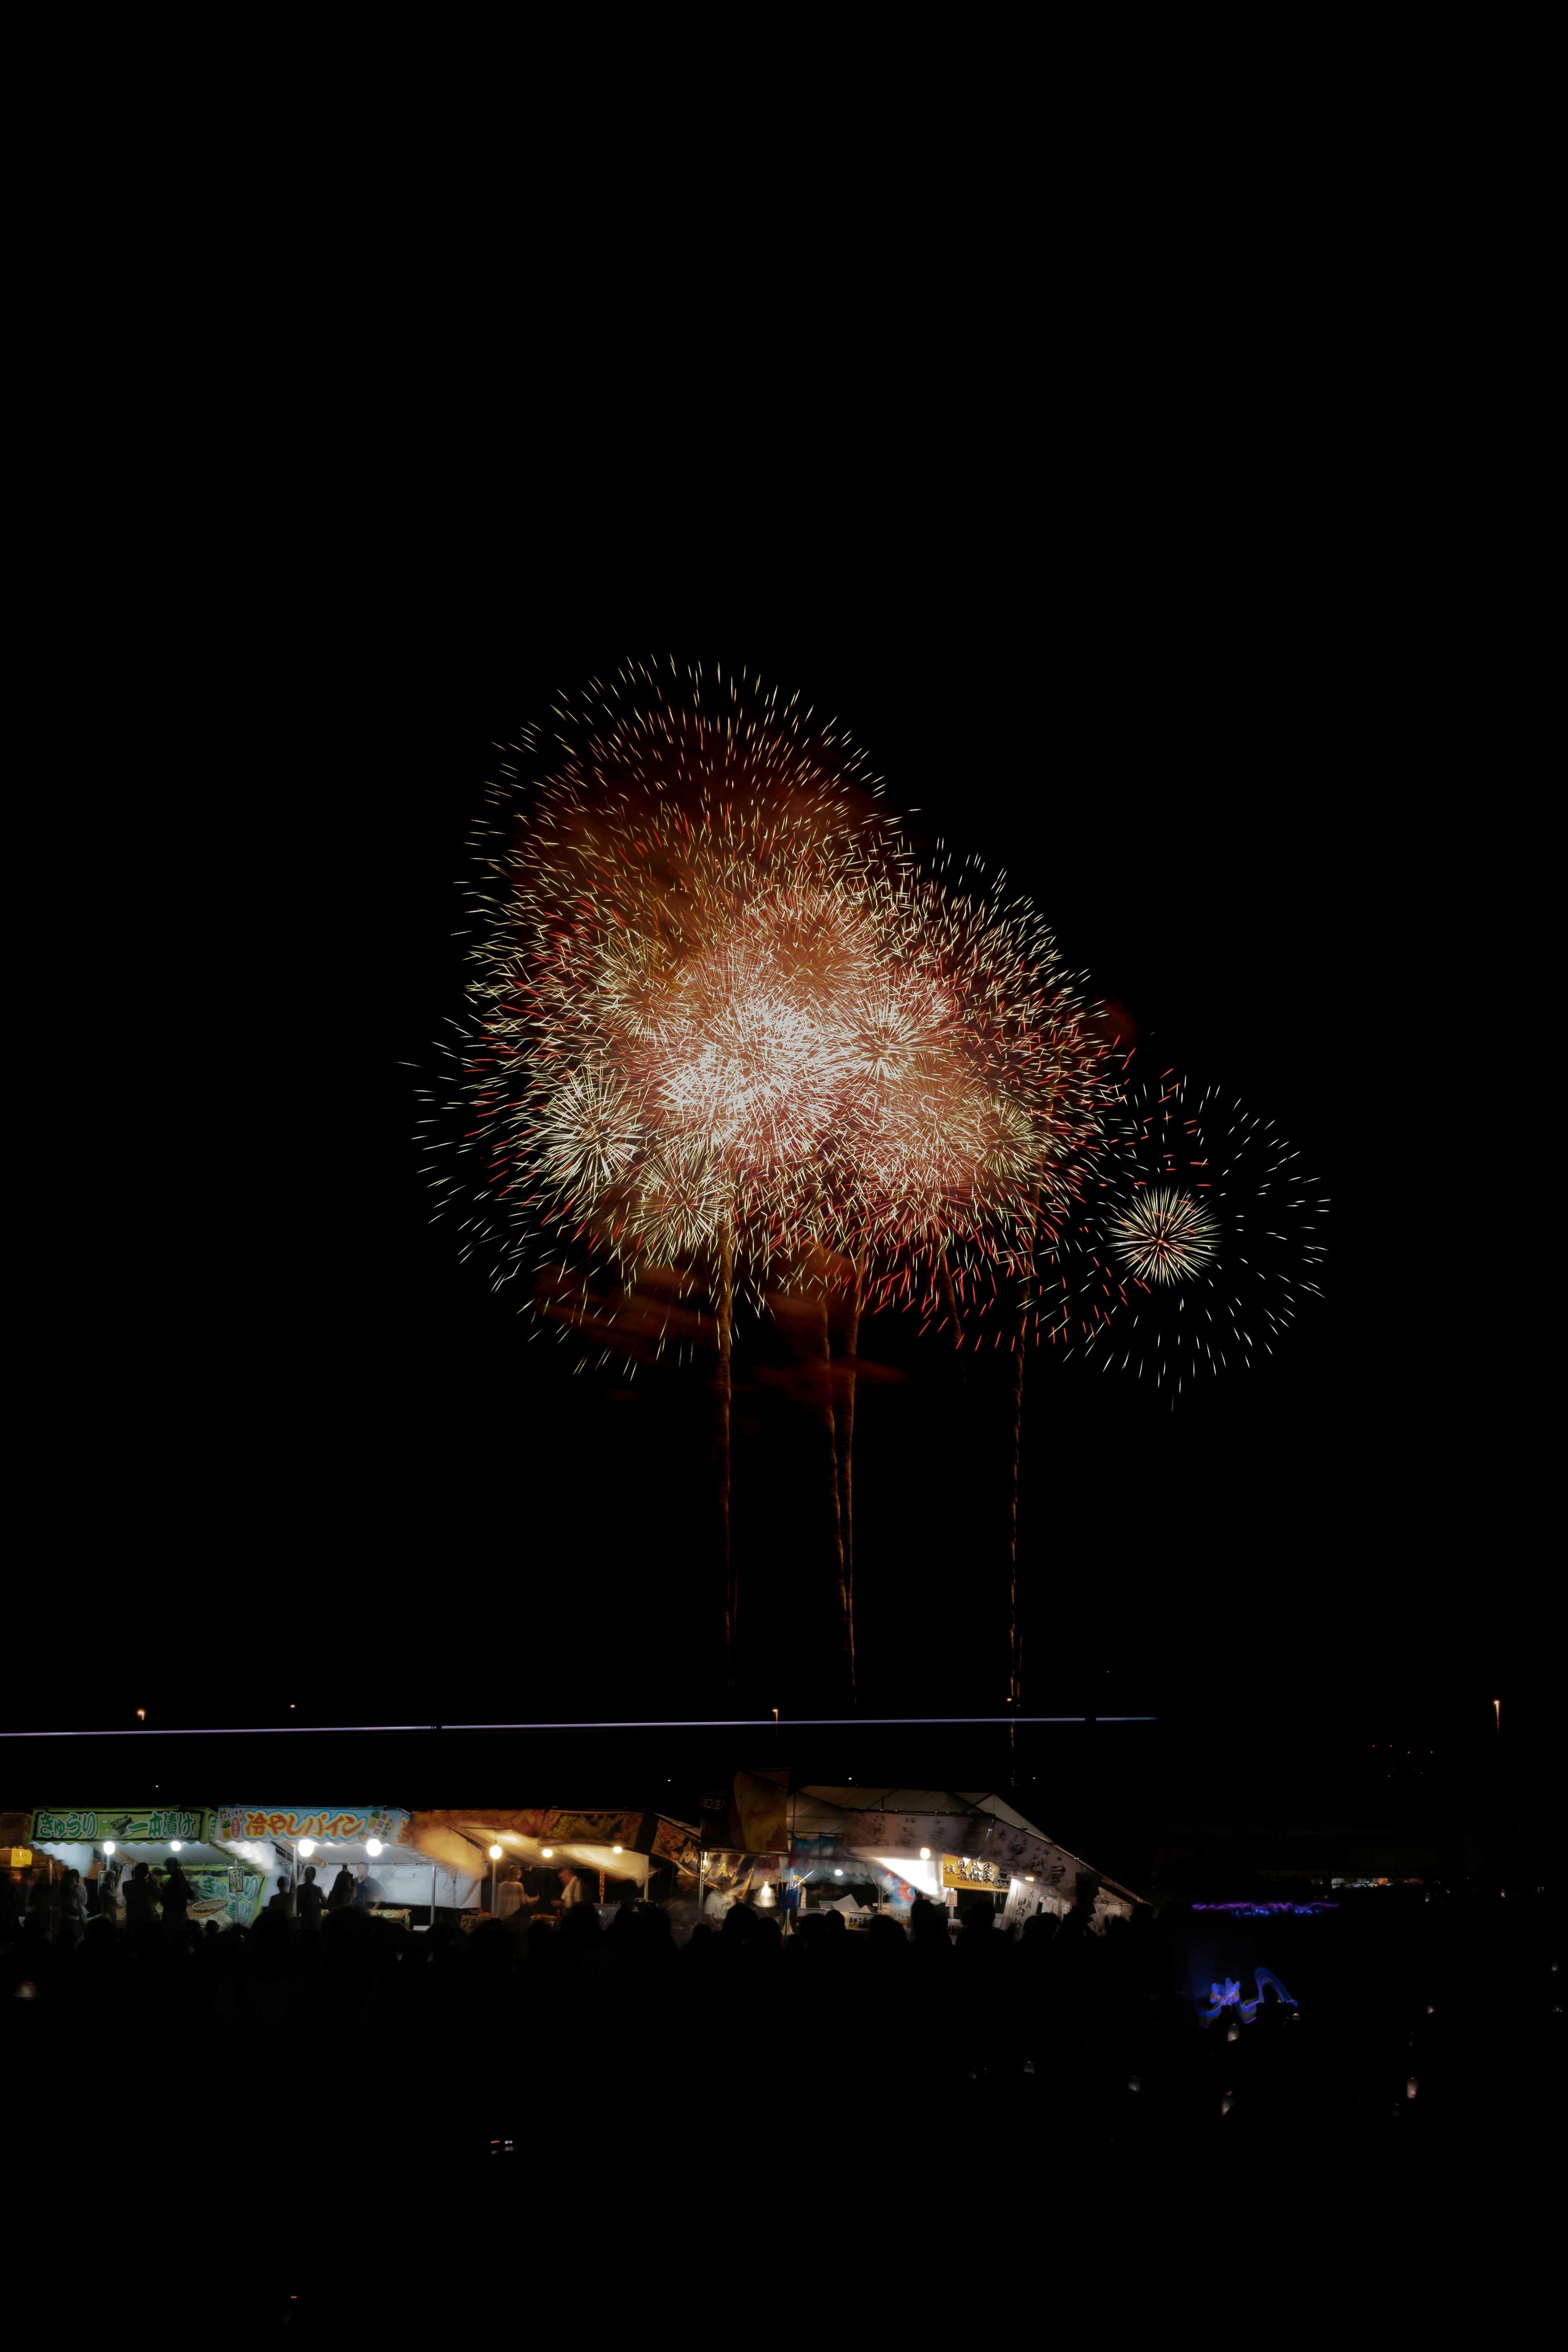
xmin=1108 ymin=1186 xmax=1218 ymax=1285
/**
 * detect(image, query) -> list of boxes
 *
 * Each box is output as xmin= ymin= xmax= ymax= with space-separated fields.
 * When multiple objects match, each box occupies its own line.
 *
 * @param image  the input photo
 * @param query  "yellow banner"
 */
xmin=941 ymin=1853 xmax=1007 ymax=1893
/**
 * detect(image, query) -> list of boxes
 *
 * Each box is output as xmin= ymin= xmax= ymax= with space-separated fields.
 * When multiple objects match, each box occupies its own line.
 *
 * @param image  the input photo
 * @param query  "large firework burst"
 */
xmin=1047 ymin=1065 xmax=1328 ymax=1398
xmin=423 ymin=662 xmax=901 ymax=1305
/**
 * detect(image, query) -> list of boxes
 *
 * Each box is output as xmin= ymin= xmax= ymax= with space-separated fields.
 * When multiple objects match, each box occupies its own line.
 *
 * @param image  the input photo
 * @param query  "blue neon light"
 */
xmin=1198 ymin=1967 xmax=1298 ymax=2025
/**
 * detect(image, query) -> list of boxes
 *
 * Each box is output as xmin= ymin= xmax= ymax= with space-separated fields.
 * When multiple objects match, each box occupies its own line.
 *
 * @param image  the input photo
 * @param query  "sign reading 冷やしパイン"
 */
xmin=941 ymin=1853 xmax=1007 ymax=1893
xmin=212 ymin=1807 xmax=402 ymax=1846
xmin=32 ymin=1809 xmax=208 ymax=1844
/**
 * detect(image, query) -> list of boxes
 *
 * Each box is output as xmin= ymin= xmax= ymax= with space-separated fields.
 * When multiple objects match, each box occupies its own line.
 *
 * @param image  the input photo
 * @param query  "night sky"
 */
xmin=49 ymin=595 xmax=1500 ymax=1771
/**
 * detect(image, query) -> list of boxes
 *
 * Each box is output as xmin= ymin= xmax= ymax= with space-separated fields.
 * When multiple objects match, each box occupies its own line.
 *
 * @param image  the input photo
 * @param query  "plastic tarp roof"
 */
xmin=788 ymin=1786 xmax=1146 ymax=1917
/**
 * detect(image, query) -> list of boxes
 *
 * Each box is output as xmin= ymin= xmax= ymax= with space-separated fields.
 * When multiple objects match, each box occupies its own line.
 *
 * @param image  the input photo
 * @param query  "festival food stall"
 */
xmin=211 ymin=1806 xmax=480 ymax=1925
xmin=699 ymin=1781 xmax=1147 ymax=1934
xmin=404 ymin=1807 xmax=703 ymax=1918
xmin=26 ymin=1805 xmax=486 ymax=1929
xmin=29 ymin=1807 xmax=261 ymax=1927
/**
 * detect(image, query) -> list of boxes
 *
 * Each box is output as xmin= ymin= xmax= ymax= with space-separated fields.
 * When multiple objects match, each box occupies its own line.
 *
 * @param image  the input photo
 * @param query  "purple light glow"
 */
xmin=1192 ymin=1901 xmax=1338 ymax=1915
xmin=0 ymin=1715 xmax=1158 ymax=1740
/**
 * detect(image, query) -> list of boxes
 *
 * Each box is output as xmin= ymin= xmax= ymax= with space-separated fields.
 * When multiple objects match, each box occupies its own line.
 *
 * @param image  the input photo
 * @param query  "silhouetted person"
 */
xmin=557 ymin=1866 xmax=584 ymax=1912
xmin=909 ymin=1896 xmax=950 ymax=1949
xmin=297 ymin=1865 xmax=325 ymax=1929
xmin=58 ymin=1869 xmax=87 ymax=1950
xmin=161 ymin=1860 xmax=194 ymax=1930
xmin=352 ymin=1863 xmax=384 ymax=1909
xmin=327 ymin=1865 xmax=355 ymax=1913
xmin=267 ymin=1873 xmax=295 ymax=1917
xmin=124 ymin=1862 xmax=156 ymax=1929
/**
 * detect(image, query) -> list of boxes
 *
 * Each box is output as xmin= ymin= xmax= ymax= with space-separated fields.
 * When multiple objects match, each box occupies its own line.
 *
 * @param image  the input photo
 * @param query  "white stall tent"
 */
xmin=782 ymin=1786 xmax=1145 ymax=1932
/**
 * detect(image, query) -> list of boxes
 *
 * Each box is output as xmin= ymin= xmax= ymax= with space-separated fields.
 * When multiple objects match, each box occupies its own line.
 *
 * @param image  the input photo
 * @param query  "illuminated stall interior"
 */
xmin=211 ymin=1808 xmax=479 ymax=1925
xmin=403 ymin=1809 xmax=703 ymax=1913
xmin=709 ymin=1785 xmax=1146 ymax=1934
xmin=29 ymin=1809 xmax=259 ymax=1927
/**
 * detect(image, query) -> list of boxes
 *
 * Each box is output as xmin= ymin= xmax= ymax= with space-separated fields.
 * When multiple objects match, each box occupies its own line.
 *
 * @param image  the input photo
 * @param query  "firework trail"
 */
xmin=1047 ymin=1062 xmax=1329 ymax=1402
xmin=804 ymin=848 xmax=1113 ymax=1737
xmin=742 ymin=836 xmax=1116 ymax=1694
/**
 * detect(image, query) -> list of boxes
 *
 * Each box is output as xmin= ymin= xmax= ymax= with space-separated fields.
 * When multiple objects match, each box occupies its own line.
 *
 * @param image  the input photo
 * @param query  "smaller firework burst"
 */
xmin=1107 ymin=1185 xmax=1219 ymax=1285
xmin=1048 ymin=1065 xmax=1327 ymax=1399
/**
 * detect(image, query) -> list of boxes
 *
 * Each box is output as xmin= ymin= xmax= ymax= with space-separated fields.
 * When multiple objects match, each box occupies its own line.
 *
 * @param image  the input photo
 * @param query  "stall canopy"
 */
xmin=210 ymin=1807 xmax=479 ymax=1913
xmin=405 ymin=1809 xmax=702 ymax=1886
xmin=29 ymin=1807 xmax=262 ymax=1926
xmin=26 ymin=1806 xmax=488 ymax=1927
xmin=782 ymin=1787 xmax=1146 ymax=1929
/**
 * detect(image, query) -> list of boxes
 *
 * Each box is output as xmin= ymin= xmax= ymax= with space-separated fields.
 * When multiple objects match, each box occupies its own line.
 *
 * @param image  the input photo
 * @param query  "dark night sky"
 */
xmin=53 ymin=564 xmax=1501 ymax=1757
xmin=335 ymin=625 xmax=1332 ymax=1713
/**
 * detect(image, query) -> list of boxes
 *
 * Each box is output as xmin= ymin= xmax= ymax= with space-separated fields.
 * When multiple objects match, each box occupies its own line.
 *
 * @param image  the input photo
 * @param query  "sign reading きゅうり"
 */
xmin=32 ymin=1809 xmax=209 ymax=1844
xmin=942 ymin=1853 xmax=1008 ymax=1893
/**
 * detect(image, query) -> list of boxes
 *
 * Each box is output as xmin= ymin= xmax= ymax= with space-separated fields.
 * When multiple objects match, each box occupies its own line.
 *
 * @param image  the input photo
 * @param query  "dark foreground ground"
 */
xmin=7 ymin=1880 xmax=1560 ymax=2330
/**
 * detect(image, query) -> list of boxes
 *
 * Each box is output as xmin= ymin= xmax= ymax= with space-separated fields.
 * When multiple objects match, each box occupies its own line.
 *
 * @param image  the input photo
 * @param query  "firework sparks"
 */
xmin=1050 ymin=1064 xmax=1328 ymax=1399
xmin=1107 ymin=1185 xmax=1219 ymax=1285
xmin=420 ymin=660 xmax=1120 ymax=1703
xmin=423 ymin=663 xmax=905 ymax=1311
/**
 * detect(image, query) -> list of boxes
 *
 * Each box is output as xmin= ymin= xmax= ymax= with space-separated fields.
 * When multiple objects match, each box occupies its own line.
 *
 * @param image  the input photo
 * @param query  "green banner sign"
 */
xmin=32 ymin=1808 xmax=211 ymax=1845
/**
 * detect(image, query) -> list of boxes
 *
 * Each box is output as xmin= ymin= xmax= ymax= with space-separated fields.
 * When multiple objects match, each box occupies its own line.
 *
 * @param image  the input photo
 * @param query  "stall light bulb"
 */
xmin=612 ymin=1845 xmax=623 ymax=1855
xmin=1024 ymin=1875 xmax=1035 ymax=1883
xmin=169 ymin=1841 xmax=183 ymax=1853
xmin=833 ymin=1869 xmax=843 ymax=1878
xmin=919 ymin=1848 xmax=931 ymax=1861
xmin=297 ymin=1839 xmax=316 ymax=1858
xmin=365 ymin=1840 xmax=383 ymax=1856
xmin=489 ymin=1844 xmax=503 ymax=1861
xmin=541 ymin=1848 xmax=553 ymax=1860
xmin=103 ymin=1841 xmax=116 ymax=1855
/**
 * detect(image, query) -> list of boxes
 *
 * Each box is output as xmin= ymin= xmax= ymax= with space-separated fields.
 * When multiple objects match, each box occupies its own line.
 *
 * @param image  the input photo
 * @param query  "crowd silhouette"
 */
xmin=3 ymin=1865 xmax=1558 ymax=2327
